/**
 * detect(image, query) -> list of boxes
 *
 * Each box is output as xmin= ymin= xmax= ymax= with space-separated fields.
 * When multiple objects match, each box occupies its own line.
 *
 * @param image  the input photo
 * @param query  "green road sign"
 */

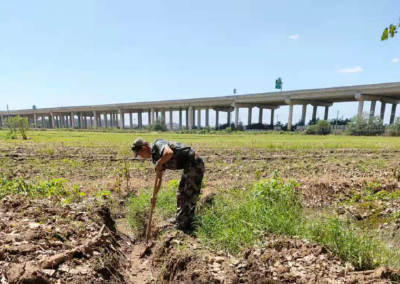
xmin=275 ymin=77 xmax=282 ymax=90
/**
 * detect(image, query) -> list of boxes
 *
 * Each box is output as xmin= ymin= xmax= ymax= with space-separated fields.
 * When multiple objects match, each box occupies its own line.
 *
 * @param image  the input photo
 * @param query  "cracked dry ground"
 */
xmin=1 ymin=142 xmax=400 ymax=283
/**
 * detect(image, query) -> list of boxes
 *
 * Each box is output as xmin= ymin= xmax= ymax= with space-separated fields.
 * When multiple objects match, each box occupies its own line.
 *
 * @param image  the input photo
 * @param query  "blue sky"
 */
xmin=0 ymin=0 xmax=399 ymax=124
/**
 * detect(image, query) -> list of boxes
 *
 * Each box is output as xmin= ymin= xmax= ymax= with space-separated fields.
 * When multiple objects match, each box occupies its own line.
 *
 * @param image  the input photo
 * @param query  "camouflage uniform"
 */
xmin=151 ymin=139 xmax=205 ymax=230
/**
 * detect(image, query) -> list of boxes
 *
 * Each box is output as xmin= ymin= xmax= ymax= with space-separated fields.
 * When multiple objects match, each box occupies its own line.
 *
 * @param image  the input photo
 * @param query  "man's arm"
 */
xmin=155 ymin=146 xmax=173 ymax=171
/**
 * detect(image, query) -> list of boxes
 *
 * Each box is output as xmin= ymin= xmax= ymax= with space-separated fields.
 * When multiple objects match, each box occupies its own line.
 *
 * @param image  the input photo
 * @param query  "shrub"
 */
xmin=385 ymin=118 xmax=400 ymax=136
xmin=3 ymin=116 xmax=29 ymax=140
xmin=329 ymin=116 xmax=351 ymax=126
xmin=307 ymin=118 xmax=320 ymax=125
xmin=304 ymin=120 xmax=331 ymax=135
xmin=218 ymin=122 xmax=235 ymax=130
xmin=246 ymin=123 xmax=273 ymax=130
xmin=346 ymin=113 xmax=384 ymax=136
xmin=151 ymin=118 xmax=168 ymax=132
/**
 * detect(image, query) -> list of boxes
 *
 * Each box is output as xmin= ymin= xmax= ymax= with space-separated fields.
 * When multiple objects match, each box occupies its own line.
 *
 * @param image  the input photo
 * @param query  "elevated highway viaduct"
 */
xmin=1 ymin=82 xmax=400 ymax=131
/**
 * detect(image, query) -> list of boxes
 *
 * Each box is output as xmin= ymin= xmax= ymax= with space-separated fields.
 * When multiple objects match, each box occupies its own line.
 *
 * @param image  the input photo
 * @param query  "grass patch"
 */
xmin=0 ymin=178 xmax=84 ymax=202
xmin=2 ymin=130 xmax=400 ymax=151
xmin=195 ymin=176 xmax=400 ymax=270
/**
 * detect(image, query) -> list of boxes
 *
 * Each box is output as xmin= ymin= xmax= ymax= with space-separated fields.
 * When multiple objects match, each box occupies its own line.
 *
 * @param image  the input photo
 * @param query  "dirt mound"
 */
xmin=0 ymin=196 xmax=129 ymax=284
xmin=143 ymin=229 xmax=400 ymax=284
xmin=150 ymin=230 xmax=239 ymax=284
xmin=239 ymin=236 xmax=400 ymax=283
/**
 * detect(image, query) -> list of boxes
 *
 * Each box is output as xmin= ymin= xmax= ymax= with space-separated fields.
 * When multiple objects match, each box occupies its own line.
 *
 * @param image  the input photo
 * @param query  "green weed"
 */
xmin=195 ymin=176 xmax=400 ymax=270
xmin=0 ymin=178 xmax=82 ymax=202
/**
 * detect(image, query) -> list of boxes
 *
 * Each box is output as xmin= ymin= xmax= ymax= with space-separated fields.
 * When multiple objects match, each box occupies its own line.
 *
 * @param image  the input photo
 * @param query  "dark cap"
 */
xmin=131 ymin=138 xmax=146 ymax=157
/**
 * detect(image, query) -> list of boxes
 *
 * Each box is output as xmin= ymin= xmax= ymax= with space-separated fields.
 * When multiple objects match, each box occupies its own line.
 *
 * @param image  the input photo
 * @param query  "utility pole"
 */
xmin=335 ymin=111 xmax=339 ymax=135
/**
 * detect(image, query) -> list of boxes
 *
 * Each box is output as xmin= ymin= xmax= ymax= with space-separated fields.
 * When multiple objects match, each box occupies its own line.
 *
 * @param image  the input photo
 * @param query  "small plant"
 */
xmin=96 ymin=189 xmax=111 ymax=198
xmin=114 ymin=160 xmax=131 ymax=193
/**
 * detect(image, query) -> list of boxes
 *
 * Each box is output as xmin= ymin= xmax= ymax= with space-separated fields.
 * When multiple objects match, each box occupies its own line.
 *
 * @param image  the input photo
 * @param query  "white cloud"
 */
xmin=335 ymin=66 xmax=363 ymax=74
xmin=391 ymin=58 xmax=399 ymax=64
xmin=289 ymin=34 xmax=299 ymax=40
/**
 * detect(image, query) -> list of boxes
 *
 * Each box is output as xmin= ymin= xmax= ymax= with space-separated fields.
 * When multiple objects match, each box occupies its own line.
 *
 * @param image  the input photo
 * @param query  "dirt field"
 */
xmin=1 ymin=130 xmax=400 ymax=283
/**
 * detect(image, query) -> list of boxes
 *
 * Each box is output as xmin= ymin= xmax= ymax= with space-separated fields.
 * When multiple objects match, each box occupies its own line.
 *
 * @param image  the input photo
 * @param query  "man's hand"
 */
xmin=155 ymin=161 xmax=163 ymax=172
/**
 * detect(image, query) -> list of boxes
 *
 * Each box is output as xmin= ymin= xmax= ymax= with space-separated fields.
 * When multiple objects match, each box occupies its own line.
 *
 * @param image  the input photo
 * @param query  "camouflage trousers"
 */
xmin=176 ymin=157 xmax=205 ymax=230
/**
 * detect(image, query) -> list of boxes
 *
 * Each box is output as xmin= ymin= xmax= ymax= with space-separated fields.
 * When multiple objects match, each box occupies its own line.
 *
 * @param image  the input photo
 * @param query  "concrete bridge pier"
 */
xmin=215 ymin=110 xmax=219 ymax=129
xmin=271 ymin=109 xmax=275 ymax=126
xmin=227 ymin=110 xmax=231 ymax=126
xmin=380 ymin=103 xmax=386 ymax=120
xmin=192 ymin=108 xmax=196 ymax=127
xmin=185 ymin=108 xmax=189 ymax=130
xmin=169 ymin=110 xmax=173 ymax=130
xmin=324 ymin=106 xmax=329 ymax=120
xmin=390 ymin=104 xmax=398 ymax=124
xmin=138 ymin=111 xmax=143 ymax=128
xmin=179 ymin=109 xmax=182 ymax=130
xmin=50 ymin=113 xmax=55 ymax=128
xmin=234 ymin=106 xmax=239 ymax=127
xmin=76 ymin=113 xmax=80 ymax=128
xmin=151 ymin=108 xmax=155 ymax=125
xmin=357 ymin=97 xmax=364 ymax=116
xmin=129 ymin=112 xmax=133 ymax=129
xmin=259 ymin=108 xmax=263 ymax=124
xmin=248 ymin=107 xmax=252 ymax=126
xmin=161 ymin=110 xmax=166 ymax=123
xmin=197 ymin=109 xmax=201 ymax=129
xmin=370 ymin=101 xmax=376 ymax=118
xmin=312 ymin=105 xmax=317 ymax=121
xmin=98 ymin=113 xmax=101 ymax=128
xmin=301 ymin=104 xmax=307 ymax=125
xmin=188 ymin=106 xmax=193 ymax=130
xmin=288 ymin=102 xmax=294 ymax=131
xmin=34 ymin=114 xmax=37 ymax=128
xmin=205 ymin=107 xmax=209 ymax=127
xmin=93 ymin=111 xmax=98 ymax=129
xmin=118 ymin=109 xmax=124 ymax=129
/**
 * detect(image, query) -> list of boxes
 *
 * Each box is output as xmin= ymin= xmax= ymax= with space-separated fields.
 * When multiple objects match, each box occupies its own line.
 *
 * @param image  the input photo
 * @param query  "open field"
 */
xmin=1 ymin=130 xmax=400 ymax=283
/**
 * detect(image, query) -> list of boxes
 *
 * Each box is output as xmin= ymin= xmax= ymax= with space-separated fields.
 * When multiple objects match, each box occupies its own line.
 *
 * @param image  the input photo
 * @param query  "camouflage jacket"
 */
xmin=151 ymin=139 xmax=195 ymax=170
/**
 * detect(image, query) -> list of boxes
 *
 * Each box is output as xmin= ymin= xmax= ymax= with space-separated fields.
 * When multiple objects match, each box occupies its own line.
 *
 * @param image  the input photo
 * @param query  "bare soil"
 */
xmin=1 ymin=143 xmax=400 ymax=283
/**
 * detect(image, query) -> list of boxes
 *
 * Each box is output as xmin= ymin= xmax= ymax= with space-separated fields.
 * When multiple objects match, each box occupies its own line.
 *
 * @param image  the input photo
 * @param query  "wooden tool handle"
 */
xmin=145 ymin=171 xmax=163 ymax=245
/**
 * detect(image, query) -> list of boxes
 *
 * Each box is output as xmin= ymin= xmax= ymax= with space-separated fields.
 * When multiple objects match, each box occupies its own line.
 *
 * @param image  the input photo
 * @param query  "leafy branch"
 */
xmin=381 ymin=17 xmax=400 ymax=41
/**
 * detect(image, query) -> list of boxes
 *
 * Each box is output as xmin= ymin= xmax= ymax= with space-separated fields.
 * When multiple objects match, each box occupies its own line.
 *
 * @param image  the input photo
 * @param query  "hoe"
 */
xmin=140 ymin=170 xmax=163 ymax=258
